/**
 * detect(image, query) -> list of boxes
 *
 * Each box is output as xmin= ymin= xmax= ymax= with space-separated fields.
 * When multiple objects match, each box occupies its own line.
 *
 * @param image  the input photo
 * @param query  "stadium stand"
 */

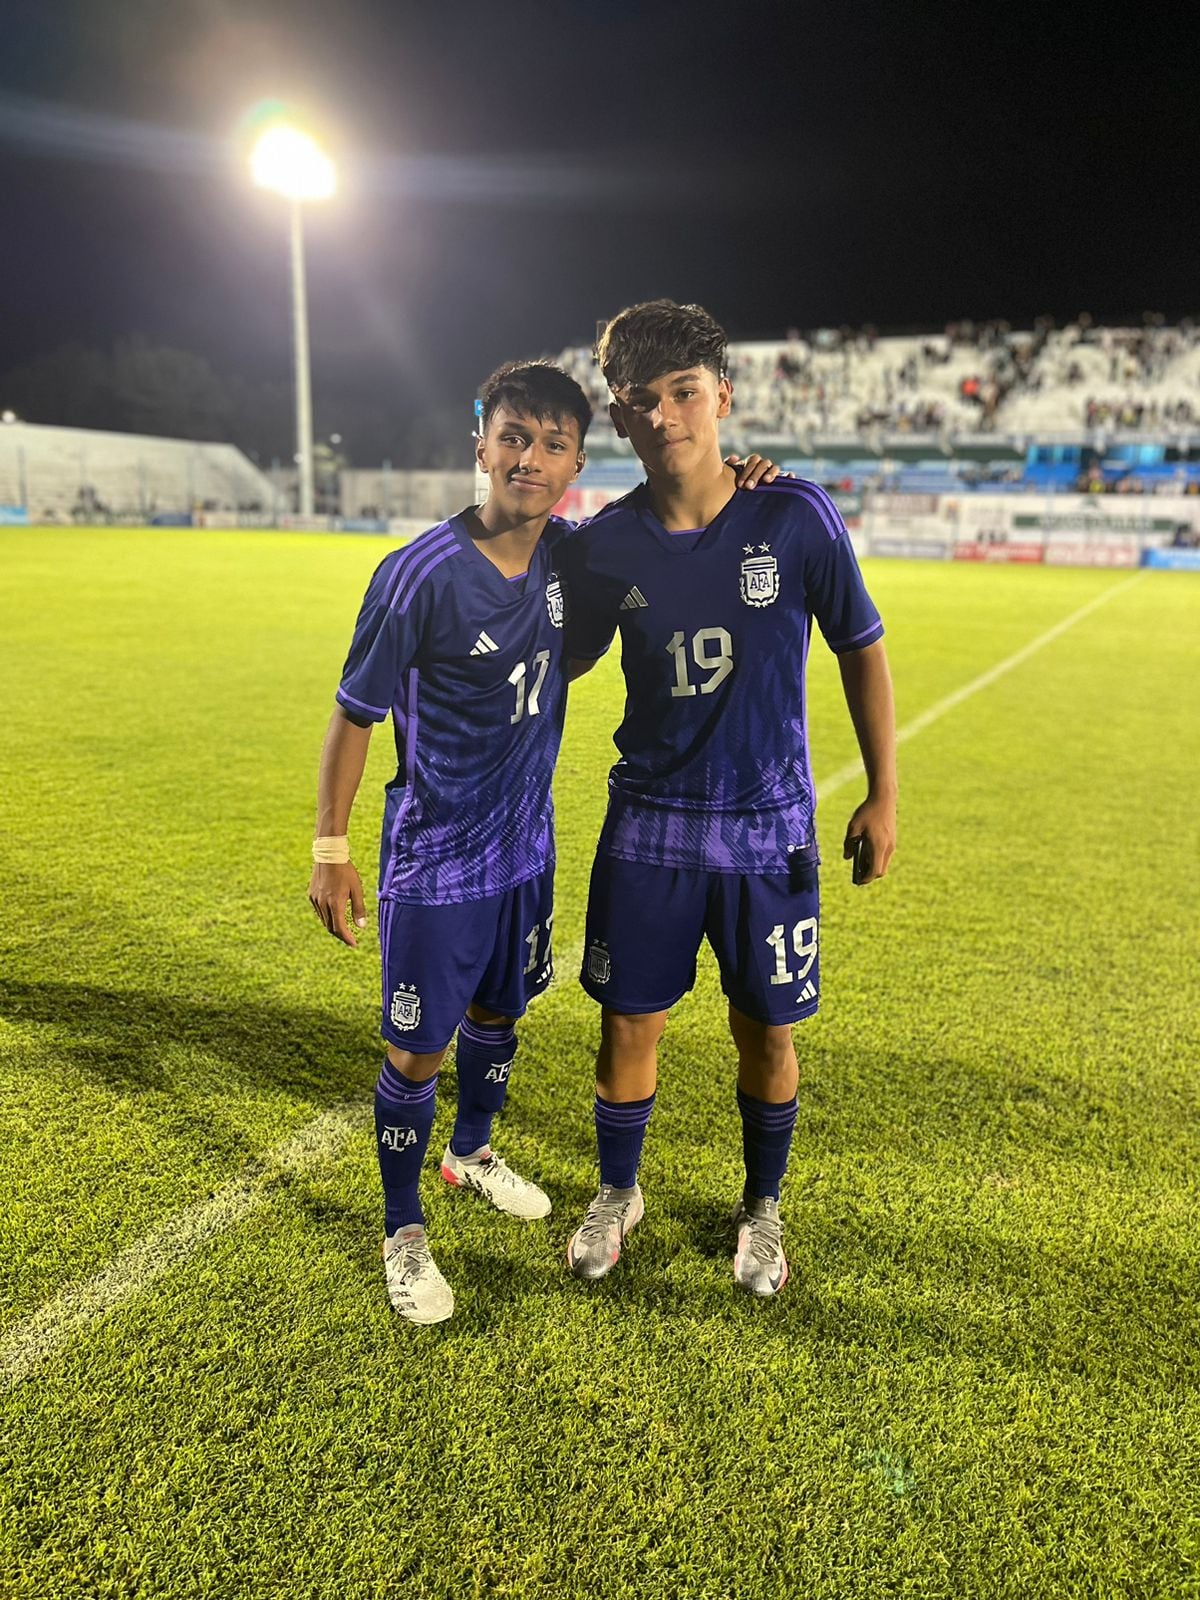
xmin=555 ymin=320 xmax=1200 ymax=567
xmin=0 ymin=422 xmax=275 ymax=523
xmin=558 ymin=318 xmax=1200 ymax=476
xmin=4 ymin=321 xmax=1195 ymax=529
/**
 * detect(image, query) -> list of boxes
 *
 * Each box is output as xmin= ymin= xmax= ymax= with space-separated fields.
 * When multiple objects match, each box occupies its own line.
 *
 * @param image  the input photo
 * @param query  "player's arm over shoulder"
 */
xmin=560 ymin=519 xmax=618 ymax=672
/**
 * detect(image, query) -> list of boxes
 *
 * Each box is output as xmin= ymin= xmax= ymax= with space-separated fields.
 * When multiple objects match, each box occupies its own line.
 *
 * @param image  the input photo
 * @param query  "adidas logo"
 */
xmin=619 ymin=587 xmax=649 ymax=610
xmin=795 ymin=980 xmax=817 ymax=1004
xmin=469 ymin=632 xmax=500 ymax=655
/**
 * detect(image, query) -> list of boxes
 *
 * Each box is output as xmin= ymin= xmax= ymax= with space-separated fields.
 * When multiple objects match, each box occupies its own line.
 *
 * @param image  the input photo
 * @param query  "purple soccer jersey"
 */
xmin=337 ymin=512 xmax=570 ymax=903
xmin=562 ymin=478 xmax=884 ymax=874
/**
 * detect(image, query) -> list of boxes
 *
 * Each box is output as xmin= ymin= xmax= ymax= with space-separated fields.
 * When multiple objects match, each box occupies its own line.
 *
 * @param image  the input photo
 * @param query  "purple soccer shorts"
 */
xmin=580 ymin=854 xmax=820 ymax=1024
xmin=379 ymin=865 xmax=555 ymax=1053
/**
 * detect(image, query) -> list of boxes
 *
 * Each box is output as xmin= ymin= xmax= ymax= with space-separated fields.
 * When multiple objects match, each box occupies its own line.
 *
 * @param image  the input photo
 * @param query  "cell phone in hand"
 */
xmin=851 ymin=834 xmax=873 ymax=885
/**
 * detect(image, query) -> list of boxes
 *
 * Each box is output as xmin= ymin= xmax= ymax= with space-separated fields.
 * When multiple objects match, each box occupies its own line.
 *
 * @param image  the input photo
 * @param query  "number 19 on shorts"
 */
xmin=766 ymin=918 xmax=818 ymax=986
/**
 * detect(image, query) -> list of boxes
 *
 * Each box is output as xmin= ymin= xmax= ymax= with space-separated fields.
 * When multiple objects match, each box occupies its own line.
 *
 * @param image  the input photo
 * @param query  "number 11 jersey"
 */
xmin=337 ymin=513 xmax=570 ymax=904
xmin=561 ymin=479 xmax=884 ymax=875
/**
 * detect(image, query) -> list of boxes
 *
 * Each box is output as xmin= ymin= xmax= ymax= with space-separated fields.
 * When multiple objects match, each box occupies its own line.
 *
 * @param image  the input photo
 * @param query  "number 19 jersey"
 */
xmin=337 ymin=513 xmax=570 ymax=904
xmin=561 ymin=479 xmax=884 ymax=875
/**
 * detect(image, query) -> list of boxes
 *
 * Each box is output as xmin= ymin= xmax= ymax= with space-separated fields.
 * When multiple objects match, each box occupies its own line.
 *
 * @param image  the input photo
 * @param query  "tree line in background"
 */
xmin=0 ymin=337 xmax=472 ymax=469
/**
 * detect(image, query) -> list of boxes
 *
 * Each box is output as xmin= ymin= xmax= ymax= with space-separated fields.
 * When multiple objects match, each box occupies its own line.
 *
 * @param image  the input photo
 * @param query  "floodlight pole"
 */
xmin=289 ymin=198 xmax=316 ymax=518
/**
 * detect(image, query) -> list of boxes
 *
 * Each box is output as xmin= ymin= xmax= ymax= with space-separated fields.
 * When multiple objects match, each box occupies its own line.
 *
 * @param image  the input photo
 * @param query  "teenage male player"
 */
xmin=308 ymin=361 xmax=589 ymax=1324
xmin=309 ymin=356 xmax=782 ymax=1323
xmin=561 ymin=301 xmax=897 ymax=1297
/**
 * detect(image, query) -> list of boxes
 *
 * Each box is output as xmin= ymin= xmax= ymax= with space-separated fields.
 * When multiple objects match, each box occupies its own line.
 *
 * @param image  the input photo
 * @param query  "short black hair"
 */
xmin=478 ymin=360 xmax=592 ymax=446
xmin=595 ymin=300 xmax=728 ymax=393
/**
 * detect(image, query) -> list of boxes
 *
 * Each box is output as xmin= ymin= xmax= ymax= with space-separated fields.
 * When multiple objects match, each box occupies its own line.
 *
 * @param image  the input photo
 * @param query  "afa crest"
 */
xmin=740 ymin=547 xmax=779 ymax=608
xmin=586 ymin=942 xmax=611 ymax=985
xmin=545 ymin=574 xmax=565 ymax=628
xmin=390 ymin=984 xmax=421 ymax=1031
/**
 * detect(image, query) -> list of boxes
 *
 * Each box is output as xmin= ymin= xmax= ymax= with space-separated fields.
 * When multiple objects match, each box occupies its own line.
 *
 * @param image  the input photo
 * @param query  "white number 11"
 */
xmin=509 ymin=650 xmax=551 ymax=723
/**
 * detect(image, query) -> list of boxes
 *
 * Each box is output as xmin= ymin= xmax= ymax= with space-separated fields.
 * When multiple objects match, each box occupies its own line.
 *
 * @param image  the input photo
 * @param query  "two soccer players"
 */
xmin=311 ymin=304 xmax=894 ymax=1320
xmin=562 ymin=301 xmax=896 ymax=1295
xmin=310 ymin=355 xmax=778 ymax=1322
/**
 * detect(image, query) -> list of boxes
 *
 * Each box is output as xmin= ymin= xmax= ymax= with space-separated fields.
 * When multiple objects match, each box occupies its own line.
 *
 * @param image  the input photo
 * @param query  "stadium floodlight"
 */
xmin=249 ymin=121 xmax=336 ymax=518
xmin=250 ymin=125 xmax=336 ymax=203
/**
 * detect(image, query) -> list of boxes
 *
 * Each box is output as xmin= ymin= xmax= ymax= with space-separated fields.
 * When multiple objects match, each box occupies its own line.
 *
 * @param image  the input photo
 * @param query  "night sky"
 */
xmin=1 ymin=0 xmax=1195 ymax=462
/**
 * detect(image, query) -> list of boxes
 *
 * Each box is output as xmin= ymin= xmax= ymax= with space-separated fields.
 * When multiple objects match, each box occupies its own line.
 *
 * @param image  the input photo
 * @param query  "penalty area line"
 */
xmin=0 ymin=1104 xmax=362 ymax=1392
xmin=815 ymin=572 xmax=1144 ymax=801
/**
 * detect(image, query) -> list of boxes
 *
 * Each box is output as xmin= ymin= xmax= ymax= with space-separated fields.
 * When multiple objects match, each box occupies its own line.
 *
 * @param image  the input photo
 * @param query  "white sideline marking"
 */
xmin=1 ymin=575 xmax=1142 ymax=1388
xmin=0 ymin=1106 xmax=360 ymax=1391
xmin=815 ymin=574 xmax=1143 ymax=800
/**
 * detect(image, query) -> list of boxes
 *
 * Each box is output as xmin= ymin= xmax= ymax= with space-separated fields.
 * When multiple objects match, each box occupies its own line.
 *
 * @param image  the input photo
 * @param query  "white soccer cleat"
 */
xmin=382 ymin=1225 xmax=455 ymax=1324
xmin=731 ymin=1195 xmax=789 ymax=1297
xmin=566 ymin=1184 xmax=644 ymax=1281
xmin=440 ymin=1145 xmax=552 ymax=1220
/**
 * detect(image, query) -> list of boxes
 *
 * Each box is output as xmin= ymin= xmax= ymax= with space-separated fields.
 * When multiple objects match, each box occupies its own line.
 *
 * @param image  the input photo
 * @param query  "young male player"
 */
xmin=561 ymin=300 xmax=897 ymax=1297
xmin=309 ymin=355 xmax=785 ymax=1323
xmin=307 ymin=361 xmax=590 ymax=1325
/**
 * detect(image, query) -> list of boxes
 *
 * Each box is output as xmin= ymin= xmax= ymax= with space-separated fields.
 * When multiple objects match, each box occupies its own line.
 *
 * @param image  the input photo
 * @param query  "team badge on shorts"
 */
xmin=586 ymin=941 xmax=611 ymax=984
xmin=740 ymin=546 xmax=779 ymax=607
xmin=545 ymin=574 xmax=565 ymax=628
xmin=389 ymin=983 xmax=422 ymax=1031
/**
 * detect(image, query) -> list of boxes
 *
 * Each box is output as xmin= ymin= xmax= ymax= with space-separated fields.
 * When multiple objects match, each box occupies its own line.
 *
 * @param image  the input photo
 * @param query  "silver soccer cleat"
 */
xmin=731 ymin=1194 xmax=789 ymax=1297
xmin=566 ymin=1183 xmax=644 ymax=1281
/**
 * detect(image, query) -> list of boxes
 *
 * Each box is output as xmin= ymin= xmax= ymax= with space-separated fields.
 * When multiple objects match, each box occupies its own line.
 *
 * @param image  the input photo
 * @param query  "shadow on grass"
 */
xmin=267 ymin=1148 xmax=1200 ymax=1379
xmin=280 ymin=1161 xmax=747 ymax=1332
xmin=0 ymin=977 xmax=378 ymax=1105
xmin=13 ymin=977 xmax=1190 ymax=1378
xmin=672 ymin=1195 xmax=736 ymax=1261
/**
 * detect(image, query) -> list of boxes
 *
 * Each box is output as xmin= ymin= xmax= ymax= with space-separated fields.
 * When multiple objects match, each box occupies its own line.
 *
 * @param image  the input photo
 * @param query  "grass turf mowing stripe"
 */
xmin=816 ymin=571 xmax=1143 ymax=795
xmin=0 ymin=572 xmax=1147 ymax=1397
xmin=0 ymin=1105 xmax=360 ymax=1393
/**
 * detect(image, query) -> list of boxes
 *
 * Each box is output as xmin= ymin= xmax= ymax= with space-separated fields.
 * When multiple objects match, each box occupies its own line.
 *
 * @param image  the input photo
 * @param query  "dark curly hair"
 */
xmin=477 ymin=360 xmax=592 ymax=446
xmin=595 ymin=300 xmax=728 ymax=393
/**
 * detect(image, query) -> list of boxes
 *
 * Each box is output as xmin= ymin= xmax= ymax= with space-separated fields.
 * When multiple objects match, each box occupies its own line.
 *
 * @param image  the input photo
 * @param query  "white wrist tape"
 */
xmin=312 ymin=835 xmax=351 ymax=865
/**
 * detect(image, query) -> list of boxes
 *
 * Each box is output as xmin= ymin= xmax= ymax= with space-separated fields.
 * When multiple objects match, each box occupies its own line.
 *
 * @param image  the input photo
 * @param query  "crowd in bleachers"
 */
xmin=1085 ymin=396 xmax=1196 ymax=431
xmin=558 ymin=315 xmax=1200 ymax=444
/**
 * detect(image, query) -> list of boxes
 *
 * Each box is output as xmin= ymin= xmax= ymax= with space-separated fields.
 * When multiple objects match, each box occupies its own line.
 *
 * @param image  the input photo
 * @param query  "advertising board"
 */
xmin=555 ymin=485 xmax=628 ymax=521
xmin=869 ymin=537 xmax=952 ymax=560
xmin=1141 ymin=548 xmax=1200 ymax=571
xmin=952 ymin=541 xmax=1045 ymax=563
xmin=1043 ymin=539 xmax=1139 ymax=568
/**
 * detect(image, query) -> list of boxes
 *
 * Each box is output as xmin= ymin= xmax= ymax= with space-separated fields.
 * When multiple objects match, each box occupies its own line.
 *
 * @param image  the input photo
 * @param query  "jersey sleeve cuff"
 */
xmin=336 ymin=687 xmax=390 ymax=723
xmin=827 ymin=620 xmax=885 ymax=654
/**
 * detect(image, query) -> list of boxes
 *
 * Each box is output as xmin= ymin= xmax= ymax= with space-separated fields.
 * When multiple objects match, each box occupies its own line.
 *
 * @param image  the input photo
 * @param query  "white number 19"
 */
xmin=766 ymin=918 xmax=818 ymax=986
xmin=666 ymin=627 xmax=734 ymax=697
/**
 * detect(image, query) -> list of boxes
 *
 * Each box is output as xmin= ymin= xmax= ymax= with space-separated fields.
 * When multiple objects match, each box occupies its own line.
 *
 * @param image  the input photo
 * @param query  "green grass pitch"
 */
xmin=1 ymin=525 xmax=1197 ymax=1599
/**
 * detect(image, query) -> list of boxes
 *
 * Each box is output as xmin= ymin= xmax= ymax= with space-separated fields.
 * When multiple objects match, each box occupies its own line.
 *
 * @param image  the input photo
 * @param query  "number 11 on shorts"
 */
xmin=766 ymin=918 xmax=818 ymax=986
